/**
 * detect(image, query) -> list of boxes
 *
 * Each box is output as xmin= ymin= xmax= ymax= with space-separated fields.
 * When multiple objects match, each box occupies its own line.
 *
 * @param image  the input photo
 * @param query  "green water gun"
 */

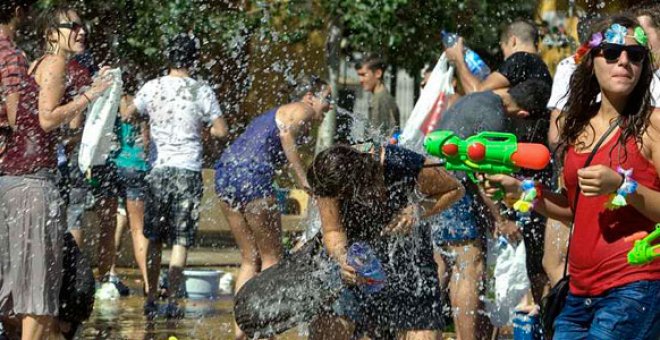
xmin=424 ymin=130 xmax=551 ymax=180
xmin=626 ymin=224 xmax=660 ymax=266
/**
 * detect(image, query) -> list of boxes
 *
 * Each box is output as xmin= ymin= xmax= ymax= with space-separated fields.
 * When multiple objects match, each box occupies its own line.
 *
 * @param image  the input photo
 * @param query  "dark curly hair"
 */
xmin=558 ymin=15 xmax=654 ymax=160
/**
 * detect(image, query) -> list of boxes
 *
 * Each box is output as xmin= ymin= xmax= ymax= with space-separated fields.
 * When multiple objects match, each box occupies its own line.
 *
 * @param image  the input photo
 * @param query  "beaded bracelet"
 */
xmin=513 ymin=179 xmax=542 ymax=213
xmin=605 ymin=167 xmax=638 ymax=210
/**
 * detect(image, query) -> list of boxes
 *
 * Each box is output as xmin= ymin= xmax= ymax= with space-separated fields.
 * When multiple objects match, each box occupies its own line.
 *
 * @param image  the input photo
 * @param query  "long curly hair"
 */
xmin=558 ymin=15 xmax=654 ymax=160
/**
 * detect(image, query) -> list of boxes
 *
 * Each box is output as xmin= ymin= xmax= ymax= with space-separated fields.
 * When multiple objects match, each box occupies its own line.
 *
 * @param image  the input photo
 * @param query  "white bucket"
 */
xmin=184 ymin=269 xmax=221 ymax=299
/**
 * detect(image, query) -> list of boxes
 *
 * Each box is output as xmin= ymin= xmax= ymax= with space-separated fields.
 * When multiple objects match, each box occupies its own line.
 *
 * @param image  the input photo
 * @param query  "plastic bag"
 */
xmin=399 ymin=53 xmax=455 ymax=153
xmin=485 ymin=237 xmax=530 ymax=327
xmin=78 ymin=68 xmax=123 ymax=173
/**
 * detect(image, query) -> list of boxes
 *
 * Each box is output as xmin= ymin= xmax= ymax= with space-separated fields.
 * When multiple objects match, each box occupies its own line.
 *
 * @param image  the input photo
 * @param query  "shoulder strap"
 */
xmin=562 ymin=117 xmax=620 ymax=277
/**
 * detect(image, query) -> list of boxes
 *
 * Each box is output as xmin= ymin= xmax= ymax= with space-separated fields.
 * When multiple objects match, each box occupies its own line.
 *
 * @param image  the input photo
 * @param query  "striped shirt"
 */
xmin=0 ymin=33 xmax=29 ymax=126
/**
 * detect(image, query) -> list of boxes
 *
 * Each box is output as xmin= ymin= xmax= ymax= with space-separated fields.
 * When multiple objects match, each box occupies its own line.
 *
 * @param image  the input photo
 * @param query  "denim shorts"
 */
xmin=116 ymin=167 xmax=148 ymax=201
xmin=432 ymin=192 xmax=482 ymax=244
xmin=553 ymin=280 xmax=660 ymax=340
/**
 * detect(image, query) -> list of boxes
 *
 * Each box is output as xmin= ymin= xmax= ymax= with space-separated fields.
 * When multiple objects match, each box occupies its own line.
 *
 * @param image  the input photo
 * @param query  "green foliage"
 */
xmin=322 ymin=0 xmax=538 ymax=72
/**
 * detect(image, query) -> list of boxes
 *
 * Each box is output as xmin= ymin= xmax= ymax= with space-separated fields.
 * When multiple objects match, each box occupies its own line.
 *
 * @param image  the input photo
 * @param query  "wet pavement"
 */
xmin=79 ymin=267 xmax=306 ymax=340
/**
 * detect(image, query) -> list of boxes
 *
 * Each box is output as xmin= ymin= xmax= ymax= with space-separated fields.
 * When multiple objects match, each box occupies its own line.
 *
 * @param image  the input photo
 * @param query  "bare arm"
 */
xmin=5 ymin=92 xmax=19 ymax=128
xmin=445 ymin=38 xmax=510 ymax=94
xmin=548 ymin=109 xmax=562 ymax=151
xmin=278 ymin=104 xmax=312 ymax=189
xmin=37 ymin=58 xmax=110 ymax=132
xmin=416 ymin=159 xmax=465 ymax=217
xmin=626 ymin=109 xmax=660 ymax=222
xmin=210 ymin=116 xmax=229 ymax=139
xmin=317 ymin=196 xmax=358 ymax=284
xmin=484 ymin=174 xmax=574 ymax=224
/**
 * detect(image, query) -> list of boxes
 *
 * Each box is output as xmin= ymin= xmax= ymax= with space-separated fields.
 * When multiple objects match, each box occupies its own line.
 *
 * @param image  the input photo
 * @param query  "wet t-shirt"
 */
xmin=342 ymin=145 xmax=424 ymax=247
xmin=134 ymin=75 xmax=222 ymax=171
xmin=498 ymin=52 xmax=552 ymax=88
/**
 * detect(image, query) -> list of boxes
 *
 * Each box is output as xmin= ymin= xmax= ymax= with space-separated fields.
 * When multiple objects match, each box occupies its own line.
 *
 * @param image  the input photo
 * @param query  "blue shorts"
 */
xmin=432 ymin=192 xmax=482 ymax=244
xmin=553 ymin=280 xmax=660 ymax=340
xmin=116 ymin=167 xmax=148 ymax=201
xmin=215 ymin=162 xmax=274 ymax=210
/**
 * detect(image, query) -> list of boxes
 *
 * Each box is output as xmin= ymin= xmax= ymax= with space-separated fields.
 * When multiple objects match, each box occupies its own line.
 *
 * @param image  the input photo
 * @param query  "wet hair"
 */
xmin=166 ymin=33 xmax=200 ymax=69
xmin=37 ymin=6 xmax=77 ymax=52
xmin=500 ymin=20 xmax=538 ymax=45
xmin=355 ymin=54 xmax=387 ymax=73
xmin=121 ymin=67 xmax=138 ymax=94
xmin=307 ymin=145 xmax=386 ymax=201
xmin=508 ymin=79 xmax=551 ymax=120
xmin=632 ymin=3 xmax=660 ymax=30
xmin=287 ymin=74 xmax=328 ymax=102
xmin=559 ymin=14 xmax=654 ymax=158
xmin=0 ymin=0 xmax=35 ymax=24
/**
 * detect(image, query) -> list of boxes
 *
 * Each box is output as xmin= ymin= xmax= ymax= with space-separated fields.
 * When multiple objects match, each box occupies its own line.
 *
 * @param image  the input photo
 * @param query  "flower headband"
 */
xmin=574 ymin=23 xmax=648 ymax=63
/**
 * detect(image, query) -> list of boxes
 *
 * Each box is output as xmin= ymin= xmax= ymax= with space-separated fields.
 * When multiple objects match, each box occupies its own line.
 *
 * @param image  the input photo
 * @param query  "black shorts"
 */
xmin=144 ymin=167 xmax=202 ymax=247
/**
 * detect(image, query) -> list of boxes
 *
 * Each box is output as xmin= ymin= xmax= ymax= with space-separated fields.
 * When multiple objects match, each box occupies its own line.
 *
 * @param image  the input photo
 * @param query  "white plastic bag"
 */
xmin=399 ymin=53 xmax=455 ymax=153
xmin=78 ymin=68 xmax=123 ymax=173
xmin=485 ymin=237 xmax=530 ymax=327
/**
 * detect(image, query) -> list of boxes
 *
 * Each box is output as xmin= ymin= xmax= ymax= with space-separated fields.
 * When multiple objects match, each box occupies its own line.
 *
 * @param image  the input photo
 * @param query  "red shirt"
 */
xmin=564 ymin=129 xmax=660 ymax=296
xmin=0 ymin=33 xmax=29 ymax=126
xmin=0 ymin=58 xmax=86 ymax=175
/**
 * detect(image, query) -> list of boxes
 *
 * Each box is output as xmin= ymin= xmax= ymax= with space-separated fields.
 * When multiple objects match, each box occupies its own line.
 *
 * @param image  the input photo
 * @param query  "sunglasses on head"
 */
xmin=598 ymin=43 xmax=647 ymax=63
xmin=57 ymin=22 xmax=84 ymax=33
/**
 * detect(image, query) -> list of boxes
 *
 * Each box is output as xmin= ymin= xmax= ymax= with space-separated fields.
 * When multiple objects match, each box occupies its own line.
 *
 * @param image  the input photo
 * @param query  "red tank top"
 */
xmin=564 ymin=129 xmax=660 ymax=296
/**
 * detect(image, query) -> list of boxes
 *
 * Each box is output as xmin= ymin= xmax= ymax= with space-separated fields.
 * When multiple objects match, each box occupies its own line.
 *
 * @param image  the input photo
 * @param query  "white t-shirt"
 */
xmin=547 ymin=56 xmax=576 ymax=112
xmin=650 ymin=69 xmax=660 ymax=108
xmin=134 ymin=75 xmax=222 ymax=171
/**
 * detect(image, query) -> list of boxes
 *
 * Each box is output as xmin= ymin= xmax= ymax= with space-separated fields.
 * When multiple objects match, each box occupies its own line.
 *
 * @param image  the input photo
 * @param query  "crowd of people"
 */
xmin=0 ymin=0 xmax=660 ymax=340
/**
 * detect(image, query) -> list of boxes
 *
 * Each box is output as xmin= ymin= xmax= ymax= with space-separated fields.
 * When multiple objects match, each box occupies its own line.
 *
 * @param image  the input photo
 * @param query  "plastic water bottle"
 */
xmin=347 ymin=242 xmax=386 ymax=293
xmin=512 ymin=311 xmax=544 ymax=340
xmin=441 ymin=31 xmax=491 ymax=80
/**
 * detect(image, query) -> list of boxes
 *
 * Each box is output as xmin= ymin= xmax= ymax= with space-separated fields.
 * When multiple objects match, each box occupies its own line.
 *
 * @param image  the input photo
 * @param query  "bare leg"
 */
xmin=243 ymin=197 xmax=284 ymax=270
xmin=220 ymin=201 xmax=260 ymax=340
xmin=21 ymin=315 xmax=61 ymax=340
xmin=126 ymin=199 xmax=149 ymax=293
xmin=448 ymin=240 xmax=490 ymax=340
xmin=69 ymin=229 xmax=83 ymax=248
xmin=309 ymin=315 xmax=354 ymax=340
xmin=542 ymin=218 xmax=569 ymax=286
xmin=167 ymin=245 xmax=188 ymax=301
xmin=114 ymin=209 xmax=128 ymax=268
xmin=145 ymin=241 xmax=162 ymax=304
xmin=96 ymin=196 xmax=119 ymax=280
xmin=433 ymin=251 xmax=452 ymax=340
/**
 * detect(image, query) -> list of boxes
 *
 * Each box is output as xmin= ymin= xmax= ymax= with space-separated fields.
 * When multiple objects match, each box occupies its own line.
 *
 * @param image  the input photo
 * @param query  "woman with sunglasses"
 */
xmin=214 ymin=75 xmax=332 ymax=339
xmin=0 ymin=6 xmax=110 ymax=339
xmin=486 ymin=15 xmax=660 ymax=339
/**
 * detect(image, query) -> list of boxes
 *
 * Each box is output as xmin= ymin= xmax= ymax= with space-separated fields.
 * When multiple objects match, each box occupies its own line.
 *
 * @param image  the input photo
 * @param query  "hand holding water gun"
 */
xmin=625 ymin=224 xmax=660 ymax=266
xmin=423 ymin=131 xmax=551 ymax=199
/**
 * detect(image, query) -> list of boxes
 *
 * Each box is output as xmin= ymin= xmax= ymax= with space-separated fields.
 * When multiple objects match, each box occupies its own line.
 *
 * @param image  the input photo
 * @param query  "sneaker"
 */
xmin=108 ymin=275 xmax=130 ymax=296
xmin=143 ymin=300 xmax=158 ymax=319
xmin=164 ymin=301 xmax=185 ymax=319
xmin=95 ymin=282 xmax=120 ymax=300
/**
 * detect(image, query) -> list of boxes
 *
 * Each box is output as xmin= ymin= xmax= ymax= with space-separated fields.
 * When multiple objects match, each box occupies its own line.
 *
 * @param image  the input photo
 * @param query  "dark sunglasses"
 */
xmin=57 ymin=22 xmax=85 ymax=33
xmin=598 ymin=43 xmax=647 ymax=63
